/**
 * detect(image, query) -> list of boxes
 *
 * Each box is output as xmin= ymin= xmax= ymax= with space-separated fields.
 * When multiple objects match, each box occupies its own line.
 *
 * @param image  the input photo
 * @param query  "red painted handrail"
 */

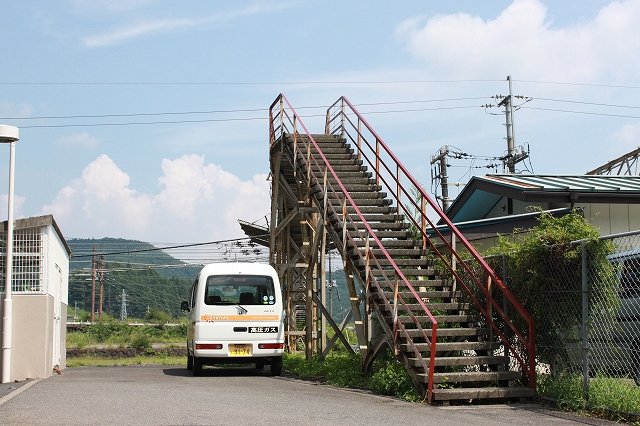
xmin=325 ymin=96 xmax=536 ymax=390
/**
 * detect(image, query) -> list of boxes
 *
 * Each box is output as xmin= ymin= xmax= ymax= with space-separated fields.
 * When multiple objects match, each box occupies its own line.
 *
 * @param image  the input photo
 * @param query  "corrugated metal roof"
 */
xmin=478 ymin=174 xmax=640 ymax=192
xmin=443 ymin=174 xmax=640 ymax=225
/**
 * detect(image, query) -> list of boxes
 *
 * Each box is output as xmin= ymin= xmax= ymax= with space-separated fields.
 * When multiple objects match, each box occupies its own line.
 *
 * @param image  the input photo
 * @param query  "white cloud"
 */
xmin=41 ymin=154 xmax=270 ymax=243
xmin=0 ymin=194 xmax=26 ymax=221
xmin=42 ymin=154 xmax=154 ymax=235
xmin=613 ymin=123 xmax=640 ymax=153
xmin=154 ymin=154 xmax=270 ymax=241
xmin=69 ymin=0 xmax=153 ymax=14
xmin=55 ymin=132 xmax=101 ymax=148
xmin=0 ymin=102 xmax=33 ymax=119
xmin=396 ymin=0 xmax=640 ymax=82
xmin=83 ymin=2 xmax=295 ymax=47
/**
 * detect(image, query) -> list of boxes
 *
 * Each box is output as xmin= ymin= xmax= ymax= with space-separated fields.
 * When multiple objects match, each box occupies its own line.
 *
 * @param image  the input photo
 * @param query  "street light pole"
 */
xmin=0 ymin=124 xmax=19 ymax=384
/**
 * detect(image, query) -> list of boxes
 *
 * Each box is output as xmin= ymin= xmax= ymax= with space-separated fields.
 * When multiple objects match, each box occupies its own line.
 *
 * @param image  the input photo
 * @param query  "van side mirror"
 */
xmin=181 ymin=301 xmax=190 ymax=312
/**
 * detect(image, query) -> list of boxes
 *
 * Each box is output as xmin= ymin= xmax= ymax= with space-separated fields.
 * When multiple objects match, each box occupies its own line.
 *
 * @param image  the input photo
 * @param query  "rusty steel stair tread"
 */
xmin=403 ymin=327 xmax=489 ymax=338
xmin=356 ymin=256 xmax=433 ymax=265
xmin=407 ymin=355 xmax=510 ymax=367
xmin=382 ymin=302 xmax=471 ymax=312
xmin=398 ymin=341 xmax=502 ymax=352
xmin=418 ymin=370 xmax=523 ymax=384
xmin=396 ymin=314 xmax=480 ymax=324
xmin=430 ymin=386 xmax=535 ymax=401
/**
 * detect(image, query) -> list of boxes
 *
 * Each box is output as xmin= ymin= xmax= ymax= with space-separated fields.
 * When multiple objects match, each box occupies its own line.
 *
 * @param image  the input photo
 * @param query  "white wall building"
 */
xmin=0 ymin=215 xmax=70 ymax=381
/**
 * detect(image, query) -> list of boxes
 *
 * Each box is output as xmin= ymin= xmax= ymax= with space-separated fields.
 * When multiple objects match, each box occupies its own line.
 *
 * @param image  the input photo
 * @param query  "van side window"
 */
xmin=190 ymin=276 xmax=199 ymax=310
xmin=204 ymin=275 xmax=276 ymax=305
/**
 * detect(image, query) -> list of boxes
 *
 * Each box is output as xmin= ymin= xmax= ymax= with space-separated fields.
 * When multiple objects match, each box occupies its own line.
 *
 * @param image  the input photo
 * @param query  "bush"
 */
xmin=145 ymin=308 xmax=173 ymax=324
xmin=484 ymin=209 xmax=617 ymax=370
xmin=131 ymin=333 xmax=152 ymax=349
xmin=370 ymin=360 xmax=421 ymax=402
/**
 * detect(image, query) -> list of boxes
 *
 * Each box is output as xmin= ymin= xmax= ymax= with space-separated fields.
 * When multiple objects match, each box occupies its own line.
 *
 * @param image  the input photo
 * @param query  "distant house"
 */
xmin=437 ymin=174 xmax=640 ymax=250
xmin=0 ymin=215 xmax=70 ymax=381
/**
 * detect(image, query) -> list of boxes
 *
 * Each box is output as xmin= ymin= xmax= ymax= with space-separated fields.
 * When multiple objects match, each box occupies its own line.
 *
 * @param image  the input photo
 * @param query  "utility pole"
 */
xmin=98 ymin=255 xmax=104 ymax=320
xmin=430 ymin=146 xmax=451 ymax=211
xmin=504 ymin=75 xmax=516 ymax=173
xmin=90 ymin=246 xmax=96 ymax=323
xmin=495 ymin=75 xmax=529 ymax=173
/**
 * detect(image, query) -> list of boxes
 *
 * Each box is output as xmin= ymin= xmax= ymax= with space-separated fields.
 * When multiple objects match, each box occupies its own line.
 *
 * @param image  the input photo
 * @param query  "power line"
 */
xmin=2 ymin=96 xmax=487 ymax=121
xmin=514 ymin=80 xmax=640 ymax=89
xmin=17 ymin=105 xmax=482 ymax=129
xmin=535 ymin=98 xmax=640 ymax=110
xmin=4 ymin=79 xmax=639 ymax=89
xmin=20 ymin=116 xmax=268 ymax=129
xmin=0 ymin=79 xmax=503 ymax=86
xmin=521 ymin=106 xmax=640 ymax=119
xmin=70 ymin=235 xmax=268 ymax=259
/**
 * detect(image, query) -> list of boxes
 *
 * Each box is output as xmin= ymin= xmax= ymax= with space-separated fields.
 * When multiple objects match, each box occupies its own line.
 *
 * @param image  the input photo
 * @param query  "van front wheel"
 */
xmin=193 ymin=357 xmax=203 ymax=376
xmin=270 ymin=356 xmax=282 ymax=376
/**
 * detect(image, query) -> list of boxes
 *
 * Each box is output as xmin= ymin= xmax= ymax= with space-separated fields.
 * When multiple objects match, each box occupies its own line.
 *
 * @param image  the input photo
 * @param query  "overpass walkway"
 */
xmin=267 ymin=94 xmax=536 ymax=404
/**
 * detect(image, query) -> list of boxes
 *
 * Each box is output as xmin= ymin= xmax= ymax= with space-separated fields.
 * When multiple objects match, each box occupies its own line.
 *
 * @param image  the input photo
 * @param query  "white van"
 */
xmin=181 ymin=263 xmax=285 ymax=376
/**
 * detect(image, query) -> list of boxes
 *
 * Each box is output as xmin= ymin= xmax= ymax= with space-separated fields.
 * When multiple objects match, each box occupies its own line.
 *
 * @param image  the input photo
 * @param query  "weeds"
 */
xmin=539 ymin=373 xmax=640 ymax=422
xmin=66 ymin=355 xmax=186 ymax=367
xmin=67 ymin=321 xmax=187 ymax=348
xmin=369 ymin=360 xmax=421 ymax=401
xmin=282 ymin=352 xmax=420 ymax=401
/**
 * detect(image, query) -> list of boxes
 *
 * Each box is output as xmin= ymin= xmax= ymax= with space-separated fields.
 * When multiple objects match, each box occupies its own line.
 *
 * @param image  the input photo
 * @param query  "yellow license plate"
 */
xmin=229 ymin=344 xmax=250 ymax=356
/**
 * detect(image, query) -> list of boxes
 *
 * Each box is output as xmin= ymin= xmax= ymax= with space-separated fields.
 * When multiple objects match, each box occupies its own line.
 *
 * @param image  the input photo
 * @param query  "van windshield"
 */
xmin=204 ymin=275 xmax=276 ymax=306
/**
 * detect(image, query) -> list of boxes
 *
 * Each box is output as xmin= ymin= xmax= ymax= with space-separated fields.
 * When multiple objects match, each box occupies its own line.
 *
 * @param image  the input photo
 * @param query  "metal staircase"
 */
xmin=268 ymin=94 xmax=536 ymax=404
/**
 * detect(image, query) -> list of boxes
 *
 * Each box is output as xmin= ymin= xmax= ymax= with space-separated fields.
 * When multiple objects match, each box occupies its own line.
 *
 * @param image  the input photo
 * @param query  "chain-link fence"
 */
xmin=474 ymin=230 xmax=640 ymax=415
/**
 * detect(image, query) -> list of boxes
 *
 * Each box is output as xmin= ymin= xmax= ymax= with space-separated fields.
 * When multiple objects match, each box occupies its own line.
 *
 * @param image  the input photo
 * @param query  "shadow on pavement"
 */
xmin=163 ymin=366 xmax=272 ymax=377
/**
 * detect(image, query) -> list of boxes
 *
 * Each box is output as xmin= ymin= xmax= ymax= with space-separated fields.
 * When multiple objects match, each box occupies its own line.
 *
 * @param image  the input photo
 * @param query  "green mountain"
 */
xmin=68 ymin=238 xmax=199 ymax=319
xmin=68 ymin=238 xmax=201 ymax=280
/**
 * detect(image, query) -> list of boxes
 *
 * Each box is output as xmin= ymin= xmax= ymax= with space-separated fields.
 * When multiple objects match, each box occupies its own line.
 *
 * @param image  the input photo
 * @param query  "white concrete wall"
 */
xmin=0 ymin=294 xmax=54 ymax=381
xmin=0 ymin=221 xmax=69 ymax=382
xmin=578 ymin=203 xmax=639 ymax=236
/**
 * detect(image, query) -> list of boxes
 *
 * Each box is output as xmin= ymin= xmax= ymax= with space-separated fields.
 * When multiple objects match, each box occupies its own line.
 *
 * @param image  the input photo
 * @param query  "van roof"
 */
xmin=198 ymin=262 xmax=277 ymax=277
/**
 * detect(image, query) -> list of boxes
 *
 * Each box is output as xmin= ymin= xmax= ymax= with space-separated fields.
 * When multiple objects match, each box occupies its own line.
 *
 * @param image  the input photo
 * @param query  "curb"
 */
xmin=0 ymin=379 xmax=41 ymax=406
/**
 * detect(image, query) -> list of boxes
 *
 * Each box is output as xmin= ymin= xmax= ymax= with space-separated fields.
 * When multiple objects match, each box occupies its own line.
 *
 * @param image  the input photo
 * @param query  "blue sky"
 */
xmin=1 ymin=0 xmax=639 ymax=244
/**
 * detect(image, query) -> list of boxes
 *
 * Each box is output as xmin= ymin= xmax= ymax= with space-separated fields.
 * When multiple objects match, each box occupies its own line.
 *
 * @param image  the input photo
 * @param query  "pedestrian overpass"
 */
xmin=265 ymin=94 xmax=536 ymax=404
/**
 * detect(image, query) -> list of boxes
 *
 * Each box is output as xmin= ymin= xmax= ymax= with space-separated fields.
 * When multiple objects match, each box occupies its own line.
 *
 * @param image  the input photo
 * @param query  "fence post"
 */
xmin=581 ymin=241 xmax=590 ymax=403
xmin=502 ymin=254 xmax=510 ymax=339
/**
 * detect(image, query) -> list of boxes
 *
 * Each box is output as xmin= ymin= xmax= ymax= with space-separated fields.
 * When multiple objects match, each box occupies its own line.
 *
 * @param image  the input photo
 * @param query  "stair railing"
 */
xmin=326 ymin=96 xmax=537 ymax=390
xmin=270 ymin=94 xmax=439 ymax=400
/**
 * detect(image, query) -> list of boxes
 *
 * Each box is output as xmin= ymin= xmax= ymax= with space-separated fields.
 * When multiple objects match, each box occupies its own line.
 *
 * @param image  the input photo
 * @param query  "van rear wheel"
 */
xmin=193 ymin=357 xmax=203 ymax=376
xmin=270 ymin=356 xmax=282 ymax=376
xmin=187 ymin=353 xmax=194 ymax=371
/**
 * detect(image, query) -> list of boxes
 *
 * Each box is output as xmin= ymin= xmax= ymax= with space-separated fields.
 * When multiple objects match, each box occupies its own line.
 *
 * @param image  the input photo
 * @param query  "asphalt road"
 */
xmin=0 ymin=365 xmax=618 ymax=426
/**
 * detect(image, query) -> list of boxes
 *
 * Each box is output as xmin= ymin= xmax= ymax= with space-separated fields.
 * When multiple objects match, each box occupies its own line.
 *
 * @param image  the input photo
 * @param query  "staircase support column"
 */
xmin=343 ymin=257 xmax=368 ymax=362
xmin=305 ymin=213 xmax=323 ymax=359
